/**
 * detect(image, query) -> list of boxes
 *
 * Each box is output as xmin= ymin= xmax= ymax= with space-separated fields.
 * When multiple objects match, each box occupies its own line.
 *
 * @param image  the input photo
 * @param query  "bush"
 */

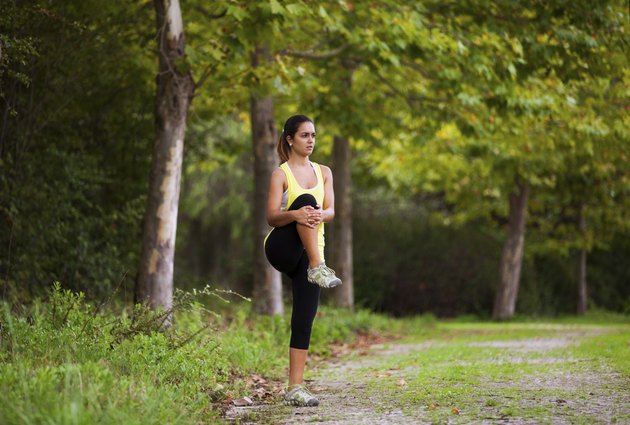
xmin=0 ymin=284 xmax=405 ymax=424
xmin=0 ymin=285 xmax=230 ymax=425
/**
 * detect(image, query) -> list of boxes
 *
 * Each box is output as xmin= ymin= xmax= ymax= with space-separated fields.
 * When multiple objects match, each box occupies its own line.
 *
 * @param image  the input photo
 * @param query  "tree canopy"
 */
xmin=1 ymin=0 xmax=628 ymax=316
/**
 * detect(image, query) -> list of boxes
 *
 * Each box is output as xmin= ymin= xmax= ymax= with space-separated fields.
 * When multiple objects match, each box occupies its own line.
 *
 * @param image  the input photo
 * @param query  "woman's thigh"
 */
xmin=265 ymin=224 xmax=303 ymax=275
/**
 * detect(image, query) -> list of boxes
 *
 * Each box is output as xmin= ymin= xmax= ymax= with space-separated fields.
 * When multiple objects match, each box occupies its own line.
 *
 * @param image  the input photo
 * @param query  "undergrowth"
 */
xmin=0 ymin=283 xmax=401 ymax=425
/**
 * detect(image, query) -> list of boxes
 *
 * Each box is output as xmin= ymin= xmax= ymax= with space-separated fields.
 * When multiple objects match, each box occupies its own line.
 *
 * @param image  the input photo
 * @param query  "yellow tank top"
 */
xmin=266 ymin=162 xmax=326 ymax=261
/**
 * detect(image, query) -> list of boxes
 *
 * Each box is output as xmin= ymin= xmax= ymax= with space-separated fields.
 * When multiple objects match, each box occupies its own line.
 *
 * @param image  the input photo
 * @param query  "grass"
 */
xmin=349 ymin=321 xmax=630 ymax=424
xmin=0 ymin=285 xmax=627 ymax=424
xmin=0 ymin=285 xmax=403 ymax=425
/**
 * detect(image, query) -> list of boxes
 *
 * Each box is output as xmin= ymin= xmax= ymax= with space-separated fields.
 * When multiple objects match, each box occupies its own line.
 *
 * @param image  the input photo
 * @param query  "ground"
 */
xmin=225 ymin=322 xmax=630 ymax=424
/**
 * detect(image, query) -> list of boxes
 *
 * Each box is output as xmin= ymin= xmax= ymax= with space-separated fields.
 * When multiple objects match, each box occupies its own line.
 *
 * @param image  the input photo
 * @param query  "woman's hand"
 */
xmin=295 ymin=205 xmax=322 ymax=228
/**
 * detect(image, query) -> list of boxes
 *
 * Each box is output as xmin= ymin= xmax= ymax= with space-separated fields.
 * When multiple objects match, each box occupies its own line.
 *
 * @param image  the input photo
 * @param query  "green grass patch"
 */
xmin=0 ymin=284 xmax=403 ymax=424
xmin=1 ymin=286 xmax=627 ymax=424
xmin=351 ymin=321 xmax=629 ymax=424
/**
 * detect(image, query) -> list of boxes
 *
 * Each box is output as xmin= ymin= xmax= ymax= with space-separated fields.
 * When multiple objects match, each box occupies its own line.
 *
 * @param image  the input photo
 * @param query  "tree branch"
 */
xmin=400 ymin=59 xmax=431 ymax=79
xmin=374 ymin=72 xmax=448 ymax=105
xmin=278 ymin=44 xmax=349 ymax=59
xmin=194 ymin=6 xmax=227 ymax=20
xmin=194 ymin=63 xmax=217 ymax=90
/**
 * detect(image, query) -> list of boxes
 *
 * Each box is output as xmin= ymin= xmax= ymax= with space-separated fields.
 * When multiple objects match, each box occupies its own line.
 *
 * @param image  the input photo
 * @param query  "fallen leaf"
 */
xmin=371 ymin=372 xmax=392 ymax=378
xmin=452 ymin=407 xmax=460 ymax=415
xmin=252 ymin=387 xmax=267 ymax=399
xmin=397 ymin=379 xmax=407 ymax=386
xmin=250 ymin=374 xmax=267 ymax=385
xmin=428 ymin=403 xmax=438 ymax=411
xmin=232 ymin=396 xmax=253 ymax=407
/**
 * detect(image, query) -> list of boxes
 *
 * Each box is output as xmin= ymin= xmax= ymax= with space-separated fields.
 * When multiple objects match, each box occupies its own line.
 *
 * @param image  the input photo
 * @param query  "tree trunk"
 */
xmin=576 ymin=203 xmax=588 ymax=315
xmin=330 ymin=134 xmax=354 ymax=309
xmin=250 ymin=45 xmax=283 ymax=316
xmin=135 ymin=0 xmax=194 ymax=314
xmin=492 ymin=181 xmax=529 ymax=320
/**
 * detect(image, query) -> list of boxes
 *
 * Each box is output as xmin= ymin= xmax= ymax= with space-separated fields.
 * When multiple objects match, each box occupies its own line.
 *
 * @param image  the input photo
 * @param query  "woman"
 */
xmin=265 ymin=114 xmax=342 ymax=407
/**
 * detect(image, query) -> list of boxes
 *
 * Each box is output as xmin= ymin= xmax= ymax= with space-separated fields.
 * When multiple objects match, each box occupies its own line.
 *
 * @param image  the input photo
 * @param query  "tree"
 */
xmin=330 ymin=132 xmax=354 ymax=308
xmin=135 ymin=0 xmax=195 ymax=313
xmin=285 ymin=1 xmax=415 ymax=309
xmin=216 ymin=1 xmax=352 ymax=313
xmin=250 ymin=44 xmax=283 ymax=315
xmin=360 ymin=0 xmax=628 ymax=318
xmin=1 ymin=1 xmax=155 ymax=298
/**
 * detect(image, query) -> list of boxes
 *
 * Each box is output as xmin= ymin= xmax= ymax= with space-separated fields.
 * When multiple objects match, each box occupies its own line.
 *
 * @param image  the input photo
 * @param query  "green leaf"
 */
xmin=269 ymin=0 xmax=284 ymax=15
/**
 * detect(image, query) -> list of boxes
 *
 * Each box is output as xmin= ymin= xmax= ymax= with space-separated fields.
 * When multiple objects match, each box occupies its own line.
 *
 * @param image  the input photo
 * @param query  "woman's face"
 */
xmin=289 ymin=121 xmax=316 ymax=157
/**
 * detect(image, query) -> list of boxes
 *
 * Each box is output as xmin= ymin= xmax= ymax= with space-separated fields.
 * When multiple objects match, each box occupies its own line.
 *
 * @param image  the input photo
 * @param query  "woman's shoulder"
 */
xmin=271 ymin=165 xmax=288 ymax=181
xmin=313 ymin=162 xmax=332 ymax=176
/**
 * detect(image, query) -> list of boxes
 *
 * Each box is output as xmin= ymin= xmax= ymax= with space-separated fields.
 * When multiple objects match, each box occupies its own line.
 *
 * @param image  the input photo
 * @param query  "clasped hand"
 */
xmin=296 ymin=205 xmax=322 ymax=228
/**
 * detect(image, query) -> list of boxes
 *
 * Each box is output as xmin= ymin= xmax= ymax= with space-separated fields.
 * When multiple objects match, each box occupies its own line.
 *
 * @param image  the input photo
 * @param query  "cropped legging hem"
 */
xmin=265 ymin=193 xmax=321 ymax=350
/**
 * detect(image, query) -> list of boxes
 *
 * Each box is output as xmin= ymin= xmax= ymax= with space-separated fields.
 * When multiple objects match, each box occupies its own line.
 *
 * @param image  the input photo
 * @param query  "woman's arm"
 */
xmin=318 ymin=165 xmax=335 ymax=224
xmin=266 ymin=168 xmax=318 ymax=228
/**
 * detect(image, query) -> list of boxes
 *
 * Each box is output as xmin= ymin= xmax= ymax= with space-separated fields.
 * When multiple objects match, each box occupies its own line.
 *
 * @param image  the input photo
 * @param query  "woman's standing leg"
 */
xmin=287 ymin=252 xmax=321 ymax=387
xmin=265 ymin=194 xmax=322 ymax=405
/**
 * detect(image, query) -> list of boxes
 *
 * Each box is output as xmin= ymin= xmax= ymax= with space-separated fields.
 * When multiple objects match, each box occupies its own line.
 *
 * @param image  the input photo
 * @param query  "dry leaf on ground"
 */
xmin=232 ymin=397 xmax=253 ymax=407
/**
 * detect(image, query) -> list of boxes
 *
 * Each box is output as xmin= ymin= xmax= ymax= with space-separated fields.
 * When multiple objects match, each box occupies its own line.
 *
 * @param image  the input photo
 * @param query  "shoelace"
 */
xmin=292 ymin=387 xmax=315 ymax=403
xmin=323 ymin=266 xmax=336 ymax=277
xmin=290 ymin=385 xmax=308 ymax=396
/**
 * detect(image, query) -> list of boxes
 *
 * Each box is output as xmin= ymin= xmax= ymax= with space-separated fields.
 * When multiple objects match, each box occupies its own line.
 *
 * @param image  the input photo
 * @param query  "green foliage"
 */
xmin=353 ymin=192 xmax=630 ymax=317
xmin=0 ymin=285 xmax=403 ymax=424
xmin=0 ymin=285 xmax=230 ymax=424
xmin=0 ymin=1 xmax=154 ymax=299
xmin=364 ymin=0 xmax=629 ymax=257
xmin=1 ymin=0 xmax=628 ymax=319
xmin=353 ymin=194 xmax=500 ymax=317
xmin=175 ymin=115 xmax=254 ymax=291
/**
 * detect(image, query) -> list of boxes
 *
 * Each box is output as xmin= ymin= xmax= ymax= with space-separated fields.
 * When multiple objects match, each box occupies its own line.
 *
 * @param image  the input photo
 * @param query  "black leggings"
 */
xmin=265 ymin=194 xmax=321 ymax=350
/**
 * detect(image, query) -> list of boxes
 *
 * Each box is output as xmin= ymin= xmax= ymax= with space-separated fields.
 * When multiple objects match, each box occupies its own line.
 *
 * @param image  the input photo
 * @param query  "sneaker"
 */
xmin=283 ymin=384 xmax=319 ymax=407
xmin=307 ymin=263 xmax=342 ymax=288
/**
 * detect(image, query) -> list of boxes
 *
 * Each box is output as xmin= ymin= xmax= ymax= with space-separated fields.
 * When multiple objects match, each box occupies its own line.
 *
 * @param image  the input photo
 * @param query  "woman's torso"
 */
xmin=279 ymin=161 xmax=326 ymax=260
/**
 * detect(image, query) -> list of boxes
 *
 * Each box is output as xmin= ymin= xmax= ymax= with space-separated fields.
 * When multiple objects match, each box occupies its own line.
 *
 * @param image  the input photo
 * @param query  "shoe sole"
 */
xmin=327 ymin=279 xmax=342 ymax=288
xmin=284 ymin=400 xmax=320 ymax=407
xmin=306 ymin=277 xmax=342 ymax=289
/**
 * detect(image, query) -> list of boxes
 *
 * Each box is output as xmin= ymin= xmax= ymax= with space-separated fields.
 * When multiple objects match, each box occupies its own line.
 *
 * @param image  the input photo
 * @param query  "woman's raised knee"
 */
xmin=288 ymin=194 xmax=317 ymax=211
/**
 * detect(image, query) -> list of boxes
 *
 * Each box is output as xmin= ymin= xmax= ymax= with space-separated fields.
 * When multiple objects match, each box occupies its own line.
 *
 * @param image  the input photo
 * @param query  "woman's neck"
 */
xmin=287 ymin=154 xmax=310 ymax=167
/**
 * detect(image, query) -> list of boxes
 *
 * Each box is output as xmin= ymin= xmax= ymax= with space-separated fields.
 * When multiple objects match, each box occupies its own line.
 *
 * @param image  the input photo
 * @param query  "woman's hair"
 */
xmin=277 ymin=115 xmax=313 ymax=163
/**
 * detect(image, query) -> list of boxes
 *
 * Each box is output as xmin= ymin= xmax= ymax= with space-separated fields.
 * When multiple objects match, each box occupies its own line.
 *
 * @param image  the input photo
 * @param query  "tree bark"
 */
xmin=250 ymin=45 xmax=283 ymax=316
xmin=135 ymin=0 xmax=194 ymax=314
xmin=492 ymin=181 xmax=529 ymax=320
xmin=330 ymin=134 xmax=354 ymax=309
xmin=576 ymin=203 xmax=588 ymax=315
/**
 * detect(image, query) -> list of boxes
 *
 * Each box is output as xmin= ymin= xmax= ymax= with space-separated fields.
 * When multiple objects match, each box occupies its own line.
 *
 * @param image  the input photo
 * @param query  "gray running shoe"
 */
xmin=307 ymin=263 xmax=342 ymax=288
xmin=283 ymin=384 xmax=319 ymax=407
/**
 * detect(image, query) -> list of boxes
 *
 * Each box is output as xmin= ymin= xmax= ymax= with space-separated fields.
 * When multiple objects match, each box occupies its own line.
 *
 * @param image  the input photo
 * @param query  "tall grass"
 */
xmin=0 ymin=284 xmax=401 ymax=424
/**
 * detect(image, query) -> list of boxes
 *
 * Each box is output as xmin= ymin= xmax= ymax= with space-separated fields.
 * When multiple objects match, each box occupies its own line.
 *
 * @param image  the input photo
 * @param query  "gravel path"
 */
xmin=226 ymin=325 xmax=630 ymax=424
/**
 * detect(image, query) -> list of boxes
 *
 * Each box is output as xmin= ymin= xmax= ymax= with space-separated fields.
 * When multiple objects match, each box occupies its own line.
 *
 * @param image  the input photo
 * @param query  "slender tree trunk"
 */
xmin=135 ymin=0 xmax=194 ymax=313
xmin=576 ymin=203 xmax=588 ymax=315
xmin=251 ymin=45 xmax=283 ymax=316
xmin=492 ymin=181 xmax=529 ymax=320
xmin=330 ymin=134 xmax=354 ymax=309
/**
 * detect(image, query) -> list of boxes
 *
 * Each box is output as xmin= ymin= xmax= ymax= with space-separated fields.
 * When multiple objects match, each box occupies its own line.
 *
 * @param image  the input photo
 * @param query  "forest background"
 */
xmin=1 ymin=0 xmax=629 ymax=319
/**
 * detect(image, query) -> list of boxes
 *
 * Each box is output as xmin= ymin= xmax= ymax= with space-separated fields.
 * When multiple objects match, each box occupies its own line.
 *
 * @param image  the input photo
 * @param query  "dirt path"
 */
xmin=226 ymin=325 xmax=630 ymax=424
